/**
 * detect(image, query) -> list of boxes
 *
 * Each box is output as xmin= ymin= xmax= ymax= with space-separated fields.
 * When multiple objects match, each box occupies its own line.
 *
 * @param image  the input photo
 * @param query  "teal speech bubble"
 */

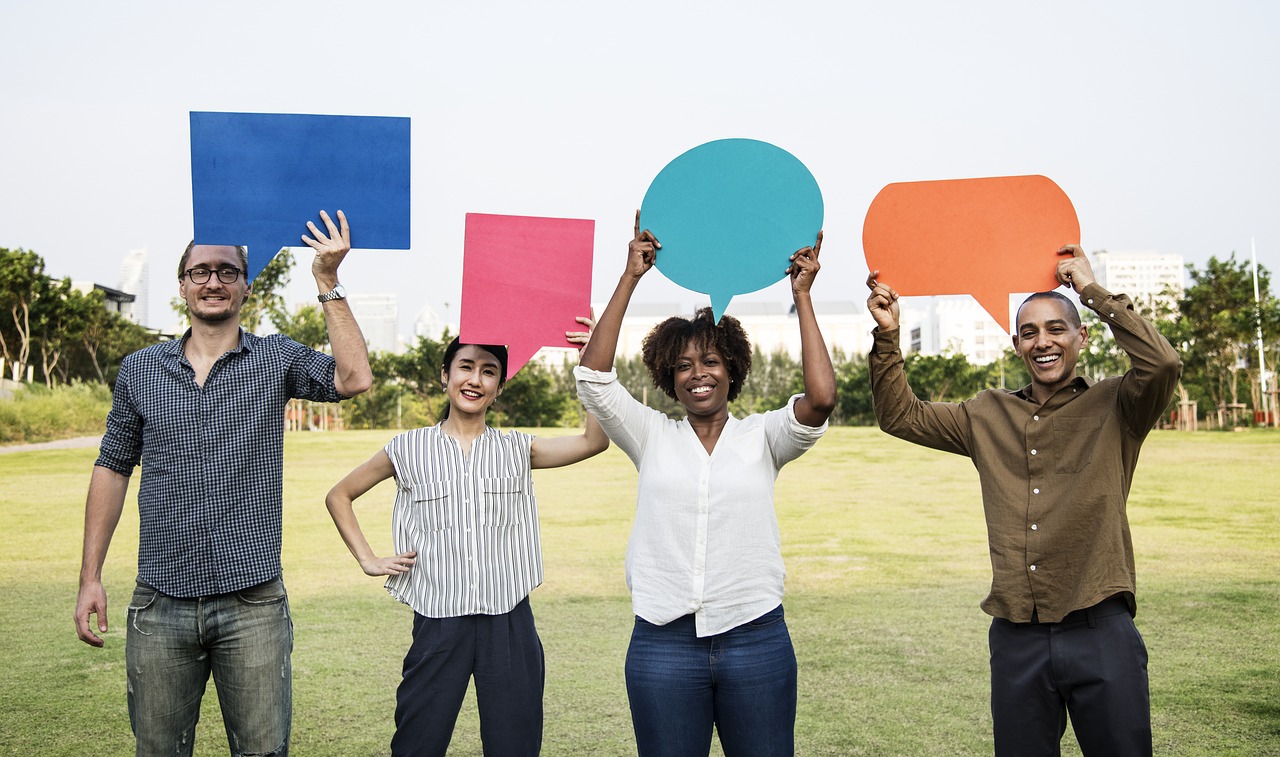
xmin=640 ymin=139 xmax=823 ymax=321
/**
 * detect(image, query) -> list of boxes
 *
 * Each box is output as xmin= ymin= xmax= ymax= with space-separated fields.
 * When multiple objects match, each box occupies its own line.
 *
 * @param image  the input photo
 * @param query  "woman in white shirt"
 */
xmin=575 ymin=213 xmax=836 ymax=756
xmin=326 ymin=334 xmax=608 ymax=756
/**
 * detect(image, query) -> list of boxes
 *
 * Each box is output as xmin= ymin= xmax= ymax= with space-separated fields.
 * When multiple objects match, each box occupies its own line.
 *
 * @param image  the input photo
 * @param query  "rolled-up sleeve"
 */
xmin=573 ymin=365 xmax=661 ymax=467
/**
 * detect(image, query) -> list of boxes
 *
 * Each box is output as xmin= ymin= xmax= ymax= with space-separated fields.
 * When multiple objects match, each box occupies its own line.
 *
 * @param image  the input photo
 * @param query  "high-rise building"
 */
xmin=348 ymin=293 xmax=400 ymax=354
xmin=118 ymin=248 xmax=149 ymax=327
xmin=1091 ymin=249 xmax=1185 ymax=316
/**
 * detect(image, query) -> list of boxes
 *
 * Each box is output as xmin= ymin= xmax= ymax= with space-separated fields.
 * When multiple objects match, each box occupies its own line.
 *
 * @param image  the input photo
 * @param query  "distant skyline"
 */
xmin=4 ymin=2 xmax=1277 ymax=339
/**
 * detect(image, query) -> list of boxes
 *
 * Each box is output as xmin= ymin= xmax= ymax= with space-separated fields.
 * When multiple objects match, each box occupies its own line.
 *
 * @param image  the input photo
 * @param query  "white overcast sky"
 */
xmin=3 ymin=1 xmax=1277 ymax=335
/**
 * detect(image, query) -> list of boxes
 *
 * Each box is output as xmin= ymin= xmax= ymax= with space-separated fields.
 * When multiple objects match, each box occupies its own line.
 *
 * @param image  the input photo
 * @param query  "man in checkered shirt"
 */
xmin=74 ymin=210 xmax=373 ymax=756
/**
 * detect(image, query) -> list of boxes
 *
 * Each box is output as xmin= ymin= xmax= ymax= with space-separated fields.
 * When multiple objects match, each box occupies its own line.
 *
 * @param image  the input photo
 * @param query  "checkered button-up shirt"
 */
xmin=96 ymin=329 xmax=344 ymax=598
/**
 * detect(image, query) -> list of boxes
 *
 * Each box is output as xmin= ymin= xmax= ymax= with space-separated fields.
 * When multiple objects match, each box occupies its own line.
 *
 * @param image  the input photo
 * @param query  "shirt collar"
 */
xmin=1013 ymin=374 xmax=1092 ymax=403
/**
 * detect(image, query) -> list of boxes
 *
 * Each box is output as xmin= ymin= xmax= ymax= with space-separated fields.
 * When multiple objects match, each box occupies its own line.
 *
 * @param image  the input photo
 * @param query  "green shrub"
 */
xmin=0 ymin=382 xmax=112 ymax=444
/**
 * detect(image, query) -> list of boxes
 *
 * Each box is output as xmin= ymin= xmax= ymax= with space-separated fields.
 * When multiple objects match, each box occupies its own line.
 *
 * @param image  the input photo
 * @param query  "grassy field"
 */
xmin=1 ymin=427 xmax=1276 ymax=755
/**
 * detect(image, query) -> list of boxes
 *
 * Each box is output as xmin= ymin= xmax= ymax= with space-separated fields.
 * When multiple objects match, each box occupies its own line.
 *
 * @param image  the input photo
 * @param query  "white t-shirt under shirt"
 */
xmin=382 ymin=424 xmax=542 ymax=618
xmin=574 ymin=365 xmax=828 ymax=637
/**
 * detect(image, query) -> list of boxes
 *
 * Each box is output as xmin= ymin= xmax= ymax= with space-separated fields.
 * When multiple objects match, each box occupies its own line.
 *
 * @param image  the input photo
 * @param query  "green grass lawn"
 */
xmin=1 ymin=428 xmax=1276 ymax=755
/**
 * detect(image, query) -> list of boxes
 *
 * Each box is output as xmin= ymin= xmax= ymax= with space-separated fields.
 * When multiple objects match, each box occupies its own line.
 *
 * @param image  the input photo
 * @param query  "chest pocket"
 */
xmin=408 ymin=481 xmax=453 ymax=532
xmin=481 ymin=476 xmax=525 ymax=527
xmin=1048 ymin=411 xmax=1110 ymax=474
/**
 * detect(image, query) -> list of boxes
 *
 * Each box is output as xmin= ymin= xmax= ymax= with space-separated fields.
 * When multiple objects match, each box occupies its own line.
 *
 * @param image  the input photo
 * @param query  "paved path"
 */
xmin=0 ymin=435 xmax=101 ymax=454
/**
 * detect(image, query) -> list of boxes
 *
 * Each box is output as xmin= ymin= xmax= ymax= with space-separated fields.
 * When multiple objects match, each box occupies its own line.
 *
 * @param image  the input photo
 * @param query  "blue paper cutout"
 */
xmin=190 ymin=111 xmax=411 ymax=281
xmin=640 ymin=139 xmax=823 ymax=321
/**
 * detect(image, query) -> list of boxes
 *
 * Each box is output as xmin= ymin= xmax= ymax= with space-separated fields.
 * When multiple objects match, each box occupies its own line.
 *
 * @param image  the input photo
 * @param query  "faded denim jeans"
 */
xmin=125 ymin=577 xmax=293 ymax=757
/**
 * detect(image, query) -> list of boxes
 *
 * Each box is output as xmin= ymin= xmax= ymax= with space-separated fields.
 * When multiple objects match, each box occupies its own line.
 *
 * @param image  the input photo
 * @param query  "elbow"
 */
xmin=337 ymin=371 xmax=373 ymax=398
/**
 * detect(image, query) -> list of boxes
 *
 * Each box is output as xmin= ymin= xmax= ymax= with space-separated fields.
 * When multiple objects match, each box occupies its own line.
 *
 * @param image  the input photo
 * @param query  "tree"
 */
xmin=31 ymin=277 xmax=97 ymax=387
xmin=0 ymin=248 xmax=47 ymax=381
xmin=1169 ymin=254 xmax=1280 ymax=418
xmin=273 ymin=303 xmax=328 ymax=350
xmin=241 ymin=249 xmax=295 ymax=332
xmin=494 ymin=362 xmax=571 ymax=427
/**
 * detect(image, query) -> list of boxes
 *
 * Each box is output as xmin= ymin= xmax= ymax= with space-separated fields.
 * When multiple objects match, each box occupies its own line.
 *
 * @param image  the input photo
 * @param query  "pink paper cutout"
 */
xmin=460 ymin=213 xmax=596 ymax=379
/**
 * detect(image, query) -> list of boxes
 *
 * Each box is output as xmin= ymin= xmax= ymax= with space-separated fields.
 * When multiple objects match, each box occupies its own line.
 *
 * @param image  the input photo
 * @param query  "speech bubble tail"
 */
xmin=709 ymin=292 xmax=734 ymax=324
xmin=245 ymin=244 xmax=287 ymax=285
xmin=974 ymin=294 xmax=1013 ymax=335
xmin=503 ymin=345 xmax=541 ymax=382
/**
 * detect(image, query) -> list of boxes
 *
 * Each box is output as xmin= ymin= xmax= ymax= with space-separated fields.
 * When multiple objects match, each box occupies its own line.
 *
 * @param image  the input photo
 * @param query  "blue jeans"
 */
xmin=125 ymin=577 xmax=293 ymax=757
xmin=625 ymin=605 xmax=797 ymax=757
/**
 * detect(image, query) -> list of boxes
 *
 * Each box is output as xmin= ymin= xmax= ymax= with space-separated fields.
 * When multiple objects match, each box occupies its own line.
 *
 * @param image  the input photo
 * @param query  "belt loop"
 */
xmin=1086 ymin=605 xmax=1097 ymax=629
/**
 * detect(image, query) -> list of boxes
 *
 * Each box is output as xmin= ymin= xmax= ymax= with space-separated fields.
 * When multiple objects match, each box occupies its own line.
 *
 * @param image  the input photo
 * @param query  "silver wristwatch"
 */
xmin=317 ymin=283 xmax=347 ymax=303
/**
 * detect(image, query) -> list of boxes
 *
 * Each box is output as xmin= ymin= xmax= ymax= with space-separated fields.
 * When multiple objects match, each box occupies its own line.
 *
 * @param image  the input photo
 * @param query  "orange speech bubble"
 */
xmin=862 ymin=175 xmax=1079 ymax=333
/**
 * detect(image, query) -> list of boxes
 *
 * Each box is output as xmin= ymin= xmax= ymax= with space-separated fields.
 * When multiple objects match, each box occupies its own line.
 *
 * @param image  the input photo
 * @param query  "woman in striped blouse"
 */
xmin=325 ymin=330 xmax=608 ymax=756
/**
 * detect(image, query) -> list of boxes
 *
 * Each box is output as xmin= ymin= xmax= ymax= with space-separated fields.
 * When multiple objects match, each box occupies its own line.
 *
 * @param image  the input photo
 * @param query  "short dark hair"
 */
xmin=1017 ymin=291 xmax=1081 ymax=329
xmin=178 ymin=242 xmax=249 ymax=279
xmin=641 ymin=307 xmax=752 ymax=402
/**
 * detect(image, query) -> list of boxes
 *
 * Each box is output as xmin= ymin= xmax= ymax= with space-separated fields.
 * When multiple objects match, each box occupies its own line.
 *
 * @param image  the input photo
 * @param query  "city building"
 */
xmin=118 ymin=248 xmax=149 ymax=327
xmin=1091 ymin=249 xmax=1185 ymax=316
xmin=347 ymin=293 xmax=399 ymax=354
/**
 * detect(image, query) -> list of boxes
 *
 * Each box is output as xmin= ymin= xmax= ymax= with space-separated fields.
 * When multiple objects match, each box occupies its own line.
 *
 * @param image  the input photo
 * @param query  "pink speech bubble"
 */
xmin=863 ymin=175 xmax=1080 ymax=333
xmin=459 ymin=213 xmax=595 ymax=379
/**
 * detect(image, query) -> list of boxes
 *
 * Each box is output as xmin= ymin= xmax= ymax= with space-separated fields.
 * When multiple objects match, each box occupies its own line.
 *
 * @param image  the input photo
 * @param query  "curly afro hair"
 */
xmin=641 ymin=307 xmax=753 ymax=403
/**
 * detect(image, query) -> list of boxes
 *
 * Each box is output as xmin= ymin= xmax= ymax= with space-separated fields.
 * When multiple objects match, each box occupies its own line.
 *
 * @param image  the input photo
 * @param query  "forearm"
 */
xmin=80 ymin=466 xmax=128 ymax=585
xmin=322 ymin=299 xmax=373 ymax=397
xmin=579 ymin=274 xmax=640 ymax=372
xmin=324 ymin=492 xmax=380 ymax=567
xmin=794 ymin=292 xmax=836 ymax=421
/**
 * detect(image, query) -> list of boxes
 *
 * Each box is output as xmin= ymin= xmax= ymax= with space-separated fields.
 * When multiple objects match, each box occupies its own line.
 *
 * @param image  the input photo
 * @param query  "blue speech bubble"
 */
xmin=640 ymin=139 xmax=823 ymax=321
xmin=190 ymin=111 xmax=411 ymax=281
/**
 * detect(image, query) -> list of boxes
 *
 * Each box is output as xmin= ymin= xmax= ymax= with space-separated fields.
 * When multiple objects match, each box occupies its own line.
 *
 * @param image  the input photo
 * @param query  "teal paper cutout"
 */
xmin=640 ymin=138 xmax=823 ymax=321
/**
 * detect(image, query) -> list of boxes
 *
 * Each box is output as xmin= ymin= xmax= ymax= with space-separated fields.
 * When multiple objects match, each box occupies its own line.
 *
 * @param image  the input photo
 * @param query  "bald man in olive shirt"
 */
xmin=866 ymin=246 xmax=1181 ymax=757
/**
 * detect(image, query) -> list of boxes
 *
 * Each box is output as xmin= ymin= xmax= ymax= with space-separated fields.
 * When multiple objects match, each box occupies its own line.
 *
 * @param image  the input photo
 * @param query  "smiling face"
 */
xmin=178 ymin=245 xmax=250 ymax=324
xmin=441 ymin=344 xmax=505 ymax=418
xmin=1012 ymin=296 xmax=1088 ymax=401
xmin=672 ymin=340 xmax=731 ymax=418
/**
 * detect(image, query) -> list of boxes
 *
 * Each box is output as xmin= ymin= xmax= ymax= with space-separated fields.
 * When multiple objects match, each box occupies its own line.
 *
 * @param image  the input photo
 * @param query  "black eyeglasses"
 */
xmin=182 ymin=267 xmax=243 ymax=284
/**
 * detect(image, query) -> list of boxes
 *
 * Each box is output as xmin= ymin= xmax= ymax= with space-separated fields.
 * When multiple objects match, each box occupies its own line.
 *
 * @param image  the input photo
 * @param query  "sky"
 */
xmin=3 ymin=1 xmax=1277 ymax=338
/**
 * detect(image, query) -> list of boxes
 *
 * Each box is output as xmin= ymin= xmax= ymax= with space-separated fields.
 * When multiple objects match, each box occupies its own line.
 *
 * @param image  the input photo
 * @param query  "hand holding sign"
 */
xmin=640 ymin=139 xmax=823 ymax=322
xmin=862 ymin=175 xmax=1079 ymax=333
xmin=191 ymin=111 xmax=411 ymax=281
xmin=459 ymin=213 xmax=595 ymax=379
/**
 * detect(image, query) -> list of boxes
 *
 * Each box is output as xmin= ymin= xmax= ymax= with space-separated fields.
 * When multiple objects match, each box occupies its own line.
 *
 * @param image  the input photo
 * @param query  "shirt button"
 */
xmin=1033 ymin=488 xmax=1040 ymax=494
xmin=1031 ymin=524 xmax=1039 ymax=531
xmin=1031 ymin=449 xmax=1038 ymax=455
xmin=1087 ymin=298 xmax=1094 ymax=304
xmin=1030 ymin=565 xmax=1037 ymax=571
xmin=1033 ymin=415 xmax=1040 ymax=421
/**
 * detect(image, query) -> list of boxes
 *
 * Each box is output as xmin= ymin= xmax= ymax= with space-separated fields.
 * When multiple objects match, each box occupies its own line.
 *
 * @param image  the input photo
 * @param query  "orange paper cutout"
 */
xmin=862 ymin=175 xmax=1080 ymax=333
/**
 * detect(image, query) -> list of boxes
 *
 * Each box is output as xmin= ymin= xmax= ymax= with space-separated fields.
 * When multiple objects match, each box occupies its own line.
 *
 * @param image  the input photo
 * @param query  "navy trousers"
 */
xmin=392 ymin=597 xmax=544 ymax=757
xmin=989 ymin=595 xmax=1152 ymax=757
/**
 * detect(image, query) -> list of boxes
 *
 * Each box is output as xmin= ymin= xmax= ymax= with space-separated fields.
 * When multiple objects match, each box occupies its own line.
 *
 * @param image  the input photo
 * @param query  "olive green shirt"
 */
xmin=870 ymin=284 xmax=1182 ymax=623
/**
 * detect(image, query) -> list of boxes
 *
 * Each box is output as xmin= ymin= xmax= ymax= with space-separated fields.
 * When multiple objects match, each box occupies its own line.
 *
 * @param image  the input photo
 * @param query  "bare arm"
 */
xmin=325 ymin=451 xmax=416 ymax=577
xmin=578 ymin=210 xmax=659 ymax=372
xmin=74 ymin=466 xmax=129 ymax=647
xmin=788 ymin=232 xmax=836 ymax=426
xmin=535 ymin=313 xmax=610 ymax=467
xmin=303 ymin=209 xmax=373 ymax=397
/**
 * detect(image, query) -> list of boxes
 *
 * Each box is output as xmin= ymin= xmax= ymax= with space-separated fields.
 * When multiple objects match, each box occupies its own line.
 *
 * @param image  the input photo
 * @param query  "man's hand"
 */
xmin=1056 ymin=244 xmax=1097 ymax=293
xmin=787 ymin=231 xmax=823 ymax=297
xmin=74 ymin=581 xmax=108 ymax=647
xmin=866 ymin=270 xmax=901 ymax=331
xmin=303 ymin=209 xmax=352 ymax=286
